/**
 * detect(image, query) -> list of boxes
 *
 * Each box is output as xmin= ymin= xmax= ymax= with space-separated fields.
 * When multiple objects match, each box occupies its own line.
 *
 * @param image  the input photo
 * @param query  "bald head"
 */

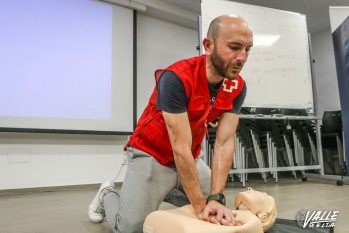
xmin=207 ymin=15 xmax=252 ymax=43
xmin=203 ymin=14 xmax=253 ymax=81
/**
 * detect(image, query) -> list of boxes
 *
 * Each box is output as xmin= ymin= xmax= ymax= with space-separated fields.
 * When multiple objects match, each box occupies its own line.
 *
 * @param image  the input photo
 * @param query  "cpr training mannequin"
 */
xmin=143 ymin=187 xmax=276 ymax=233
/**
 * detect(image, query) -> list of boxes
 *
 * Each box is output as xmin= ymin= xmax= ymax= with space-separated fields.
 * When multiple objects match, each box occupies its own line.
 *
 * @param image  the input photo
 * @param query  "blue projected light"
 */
xmin=0 ymin=0 xmax=112 ymax=120
xmin=0 ymin=0 xmax=134 ymax=133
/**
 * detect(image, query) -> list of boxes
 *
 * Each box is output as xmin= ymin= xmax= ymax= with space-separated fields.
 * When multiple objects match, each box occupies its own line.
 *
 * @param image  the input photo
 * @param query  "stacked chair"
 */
xmin=221 ymin=108 xmax=319 ymax=186
xmin=281 ymin=109 xmax=318 ymax=177
xmin=206 ymin=125 xmax=217 ymax=168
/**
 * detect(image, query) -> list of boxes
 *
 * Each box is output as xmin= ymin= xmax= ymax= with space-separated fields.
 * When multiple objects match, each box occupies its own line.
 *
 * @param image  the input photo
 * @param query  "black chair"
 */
xmin=322 ymin=111 xmax=342 ymax=134
xmin=321 ymin=110 xmax=345 ymax=175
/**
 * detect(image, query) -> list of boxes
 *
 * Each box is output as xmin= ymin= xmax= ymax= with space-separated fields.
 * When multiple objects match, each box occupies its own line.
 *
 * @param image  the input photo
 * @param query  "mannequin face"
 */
xmin=235 ymin=187 xmax=275 ymax=223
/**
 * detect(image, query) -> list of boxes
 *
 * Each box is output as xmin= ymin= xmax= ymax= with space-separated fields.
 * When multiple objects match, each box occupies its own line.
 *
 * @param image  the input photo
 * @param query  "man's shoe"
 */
xmin=88 ymin=181 xmax=115 ymax=223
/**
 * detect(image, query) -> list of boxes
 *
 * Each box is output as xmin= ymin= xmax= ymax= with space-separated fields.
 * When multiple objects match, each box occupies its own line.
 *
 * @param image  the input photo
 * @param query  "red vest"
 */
xmin=125 ymin=55 xmax=245 ymax=167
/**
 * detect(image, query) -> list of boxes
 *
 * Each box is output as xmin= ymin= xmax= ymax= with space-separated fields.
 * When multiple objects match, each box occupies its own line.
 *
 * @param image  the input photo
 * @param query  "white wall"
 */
xmin=311 ymin=29 xmax=341 ymax=121
xmin=0 ymin=133 xmax=129 ymax=190
xmin=137 ymin=14 xmax=199 ymax=118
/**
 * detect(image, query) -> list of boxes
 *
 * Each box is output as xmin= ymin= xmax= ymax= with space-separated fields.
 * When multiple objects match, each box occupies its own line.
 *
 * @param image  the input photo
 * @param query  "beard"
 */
xmin=210 ymin=47 xmax=243 ymax=80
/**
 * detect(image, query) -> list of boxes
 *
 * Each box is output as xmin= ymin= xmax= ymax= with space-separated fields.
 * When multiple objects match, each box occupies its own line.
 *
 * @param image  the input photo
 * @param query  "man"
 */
xmin=88 ymin=14 xmax=253 ymax=233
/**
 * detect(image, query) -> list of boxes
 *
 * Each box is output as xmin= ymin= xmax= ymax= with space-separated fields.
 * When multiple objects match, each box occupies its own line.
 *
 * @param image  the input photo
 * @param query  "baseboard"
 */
xmin=0 ymin=182 xmax=123 ymax=194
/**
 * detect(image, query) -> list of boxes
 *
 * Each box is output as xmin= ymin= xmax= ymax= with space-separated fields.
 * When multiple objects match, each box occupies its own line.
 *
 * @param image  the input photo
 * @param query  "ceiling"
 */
xmin=144 ymin=0 xmax=349 ymax=34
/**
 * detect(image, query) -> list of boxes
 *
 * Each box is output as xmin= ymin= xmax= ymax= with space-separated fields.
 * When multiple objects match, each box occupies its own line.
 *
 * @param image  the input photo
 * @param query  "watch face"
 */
xmin=220 ymin=193 xmax=226 ymax=205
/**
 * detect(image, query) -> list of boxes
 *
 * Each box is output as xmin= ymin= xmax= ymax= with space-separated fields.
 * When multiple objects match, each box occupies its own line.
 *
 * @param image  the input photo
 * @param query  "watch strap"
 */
xmin=206 ymin=193 xmax=225 ymax=205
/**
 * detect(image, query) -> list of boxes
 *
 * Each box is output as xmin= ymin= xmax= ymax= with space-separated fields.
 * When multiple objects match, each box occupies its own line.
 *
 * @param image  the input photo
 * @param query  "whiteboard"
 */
xmin=201 ymin=0 xmax=314 ymax=109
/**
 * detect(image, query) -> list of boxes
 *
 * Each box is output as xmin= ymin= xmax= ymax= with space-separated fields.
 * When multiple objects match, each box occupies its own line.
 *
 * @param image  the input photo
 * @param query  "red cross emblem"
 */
xmin=222 ymin=79 xmax=238 ymax=93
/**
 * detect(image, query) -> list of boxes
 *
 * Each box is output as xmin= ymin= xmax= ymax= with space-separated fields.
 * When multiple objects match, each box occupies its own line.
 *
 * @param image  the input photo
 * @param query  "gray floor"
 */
xmin=1 ymin=177 xmax=348 ymax=233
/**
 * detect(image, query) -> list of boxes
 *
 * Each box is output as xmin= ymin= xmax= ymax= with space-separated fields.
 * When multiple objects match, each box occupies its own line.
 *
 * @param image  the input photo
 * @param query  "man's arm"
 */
xmin=162 ymin=111 xmax=206 ymax=215
xmin=157 ymin=71 xmax=206 ymax=215
xmin=202 ymin=112 xmax=240 ymax=225
xmin=210 ymin=112 xmax=239 ymax=194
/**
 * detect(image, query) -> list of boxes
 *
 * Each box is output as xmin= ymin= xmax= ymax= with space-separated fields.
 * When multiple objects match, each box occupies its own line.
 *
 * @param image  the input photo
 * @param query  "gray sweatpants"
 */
xmin=103 ymin=148 xmax=211 ymax=233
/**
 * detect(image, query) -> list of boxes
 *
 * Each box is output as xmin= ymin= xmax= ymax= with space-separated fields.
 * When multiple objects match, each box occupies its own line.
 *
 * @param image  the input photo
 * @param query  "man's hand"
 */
xmin=200 ymin=201 xmax=243 ymax=226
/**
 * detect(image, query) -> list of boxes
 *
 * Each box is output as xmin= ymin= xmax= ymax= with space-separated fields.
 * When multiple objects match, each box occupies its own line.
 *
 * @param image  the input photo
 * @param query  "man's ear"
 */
xmin=257 ymin=212 xmax=267 ymax=222
xmin=203 ymin=37 xmax=214 ymax=55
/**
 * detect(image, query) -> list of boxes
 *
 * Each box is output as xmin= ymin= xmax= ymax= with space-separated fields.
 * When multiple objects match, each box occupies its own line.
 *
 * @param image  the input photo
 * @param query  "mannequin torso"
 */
xmin=144 ymin=204 xmax=263 ymax=233
xmin=143 ymin=188 xmax=276 ymax=233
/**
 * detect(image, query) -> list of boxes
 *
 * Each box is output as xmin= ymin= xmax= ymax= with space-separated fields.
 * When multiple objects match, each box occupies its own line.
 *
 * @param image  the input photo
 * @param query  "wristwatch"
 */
xmin=206 ymin=193 xmax=226 ymax=205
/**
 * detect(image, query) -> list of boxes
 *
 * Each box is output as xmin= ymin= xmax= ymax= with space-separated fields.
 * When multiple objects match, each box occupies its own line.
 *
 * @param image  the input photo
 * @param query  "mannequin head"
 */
xmin=235 ymin=187 xmax=277 ymax=231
